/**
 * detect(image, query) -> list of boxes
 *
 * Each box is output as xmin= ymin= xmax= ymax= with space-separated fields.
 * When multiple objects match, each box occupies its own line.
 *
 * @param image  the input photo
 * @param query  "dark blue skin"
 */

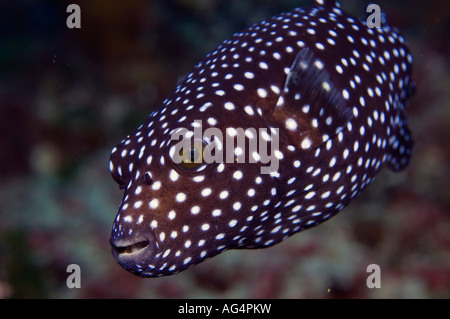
xmin=109 ymin=0 xmax=414 ymax=277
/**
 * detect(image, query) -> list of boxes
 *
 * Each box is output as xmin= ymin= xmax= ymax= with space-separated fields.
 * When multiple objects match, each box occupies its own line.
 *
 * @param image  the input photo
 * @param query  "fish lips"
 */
xmin=109 ymin=233 xmax=157 ymax=276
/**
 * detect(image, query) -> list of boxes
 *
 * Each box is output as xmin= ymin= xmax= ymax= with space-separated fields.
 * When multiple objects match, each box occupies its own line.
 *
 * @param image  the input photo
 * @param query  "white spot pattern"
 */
xmin=109 ymin=0 xmax=414 ymax=278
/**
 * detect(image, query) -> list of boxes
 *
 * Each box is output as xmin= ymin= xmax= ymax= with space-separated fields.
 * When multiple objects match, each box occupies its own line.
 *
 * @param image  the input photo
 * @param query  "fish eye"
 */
xmin=178 ymin=144 xmax=205 ymax=170
xmin=168 ymin=138 xmax=210 ymax=173
xmin=185 ymin=147 xmax=201 ymax=162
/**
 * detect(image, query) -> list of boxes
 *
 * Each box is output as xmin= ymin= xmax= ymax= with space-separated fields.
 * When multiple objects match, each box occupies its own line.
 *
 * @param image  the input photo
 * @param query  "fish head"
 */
xmin=108 ymin=99 xmax=281 ymax=276
xmin=108 ymin=0 xmax=415 ymax=278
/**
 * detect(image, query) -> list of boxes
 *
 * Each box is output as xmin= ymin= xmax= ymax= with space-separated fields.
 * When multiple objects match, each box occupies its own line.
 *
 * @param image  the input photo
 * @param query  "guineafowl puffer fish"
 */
xmin=109 ymin=0 xmax=414 ymax=277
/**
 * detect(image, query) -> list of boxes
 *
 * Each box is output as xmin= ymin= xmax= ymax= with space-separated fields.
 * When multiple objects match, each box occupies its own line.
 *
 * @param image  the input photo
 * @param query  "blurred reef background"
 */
xmin=0 ymin=0 xmax=449 ymax=298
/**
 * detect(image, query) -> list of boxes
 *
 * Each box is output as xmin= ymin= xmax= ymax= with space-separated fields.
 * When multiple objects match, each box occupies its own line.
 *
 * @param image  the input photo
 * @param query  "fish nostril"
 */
xmin=144 ymin=172 xmax=153 ymax=185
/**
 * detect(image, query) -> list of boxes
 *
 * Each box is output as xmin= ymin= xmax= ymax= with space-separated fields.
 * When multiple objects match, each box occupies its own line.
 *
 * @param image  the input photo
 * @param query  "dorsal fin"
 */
xmin=271 ymin=47 xmax=352 ymax=150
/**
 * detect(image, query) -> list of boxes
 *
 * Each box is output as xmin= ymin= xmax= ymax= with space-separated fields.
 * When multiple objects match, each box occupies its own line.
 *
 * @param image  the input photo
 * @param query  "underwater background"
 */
xmin=0 ymin=0 xmax=449 ymax=298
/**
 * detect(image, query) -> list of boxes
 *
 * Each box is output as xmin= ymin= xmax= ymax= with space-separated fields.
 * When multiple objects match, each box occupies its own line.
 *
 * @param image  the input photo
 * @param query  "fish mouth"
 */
xmin=112 ymin=240 xmax=150 ymax=255
xmin=110 ymin=235 xmax=156 ymax=275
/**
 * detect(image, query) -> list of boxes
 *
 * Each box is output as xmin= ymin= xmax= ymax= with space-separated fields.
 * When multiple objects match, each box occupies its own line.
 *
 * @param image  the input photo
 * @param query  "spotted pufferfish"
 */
xmin=109 ymin=0 xmax=414 ymax=277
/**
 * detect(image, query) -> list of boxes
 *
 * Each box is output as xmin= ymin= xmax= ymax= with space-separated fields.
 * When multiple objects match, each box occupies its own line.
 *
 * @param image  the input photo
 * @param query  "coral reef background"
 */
xmin=0 ymin=0 xmax=449 ymax=298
